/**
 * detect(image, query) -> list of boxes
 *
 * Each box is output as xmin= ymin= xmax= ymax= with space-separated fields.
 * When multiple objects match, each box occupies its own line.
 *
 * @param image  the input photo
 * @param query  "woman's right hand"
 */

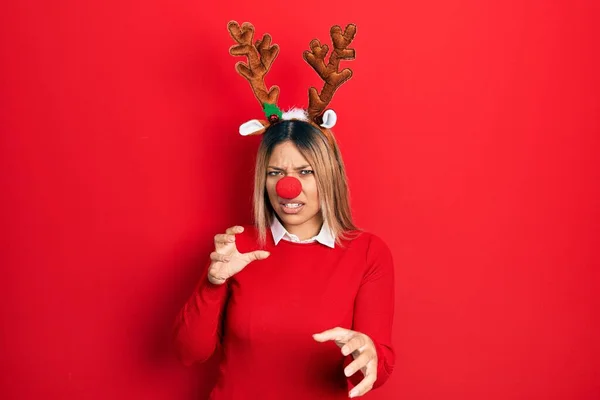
xmin=207 ymin=225 xmax=270 ymax=285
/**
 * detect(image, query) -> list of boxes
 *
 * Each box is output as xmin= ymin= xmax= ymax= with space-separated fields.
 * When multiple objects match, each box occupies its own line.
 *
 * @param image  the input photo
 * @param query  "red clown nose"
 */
xmin=276 ymin=176 xmax=302 ymax=199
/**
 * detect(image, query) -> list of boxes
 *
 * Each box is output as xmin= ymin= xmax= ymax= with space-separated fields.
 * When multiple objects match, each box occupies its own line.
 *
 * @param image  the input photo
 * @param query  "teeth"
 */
xmin=284 ymin=203 xmax=302 ymax=208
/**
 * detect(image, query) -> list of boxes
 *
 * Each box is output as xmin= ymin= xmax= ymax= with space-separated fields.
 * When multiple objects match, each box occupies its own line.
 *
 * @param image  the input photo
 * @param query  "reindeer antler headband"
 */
xmin=227 ymin=21 xmax=357 ymax=136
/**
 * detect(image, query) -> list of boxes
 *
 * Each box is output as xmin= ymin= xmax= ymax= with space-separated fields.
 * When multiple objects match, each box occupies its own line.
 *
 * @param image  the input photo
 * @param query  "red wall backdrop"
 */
xmin=1 ymin=1 xmax=598 ymax=399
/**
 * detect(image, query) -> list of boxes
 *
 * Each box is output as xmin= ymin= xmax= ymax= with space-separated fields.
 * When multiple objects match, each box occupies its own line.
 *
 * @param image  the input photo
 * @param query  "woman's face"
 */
xmin=266 ymin=141 xmax=322 ymax=235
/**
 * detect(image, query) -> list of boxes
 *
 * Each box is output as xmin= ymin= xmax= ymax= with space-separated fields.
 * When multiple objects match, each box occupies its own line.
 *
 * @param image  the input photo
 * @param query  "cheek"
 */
xmin=304 ymin=179 xmax=319 ymax=203
xmin=266 ymin=180 xmax=278 ymax=200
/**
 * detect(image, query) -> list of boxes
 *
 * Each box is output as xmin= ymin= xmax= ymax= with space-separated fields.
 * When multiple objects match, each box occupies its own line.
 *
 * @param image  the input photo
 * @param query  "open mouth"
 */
xmin=280 ymin=202 xmax=305 ymax=214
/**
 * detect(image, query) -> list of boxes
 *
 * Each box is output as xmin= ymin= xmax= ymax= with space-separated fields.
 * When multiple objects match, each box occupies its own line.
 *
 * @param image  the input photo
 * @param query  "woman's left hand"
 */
xmin=313 ymin=327 xmax=377 ymax=398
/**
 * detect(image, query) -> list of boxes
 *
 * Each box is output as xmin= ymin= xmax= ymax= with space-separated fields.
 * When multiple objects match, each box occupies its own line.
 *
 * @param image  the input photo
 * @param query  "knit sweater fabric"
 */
xmin=174 ymin=225 xmax=395 ymax=399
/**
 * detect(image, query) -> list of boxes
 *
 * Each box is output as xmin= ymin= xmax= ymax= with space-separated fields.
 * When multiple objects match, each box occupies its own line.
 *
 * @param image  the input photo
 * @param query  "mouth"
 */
xmin=279 ymin=201 xmax=305 ymax=214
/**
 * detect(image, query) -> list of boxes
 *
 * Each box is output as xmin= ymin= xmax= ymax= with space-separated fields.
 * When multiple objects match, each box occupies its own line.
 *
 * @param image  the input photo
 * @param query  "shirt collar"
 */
xmin=270 ymin=216 xmax=335 ymax=248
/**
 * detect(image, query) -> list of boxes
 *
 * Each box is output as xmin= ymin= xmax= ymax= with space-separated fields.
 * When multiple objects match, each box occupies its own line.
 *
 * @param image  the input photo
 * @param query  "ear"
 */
xmin=239 ymin=119 xmax=269 ymax=136
xmin=319 ymin=109 xmax=337 ymax=129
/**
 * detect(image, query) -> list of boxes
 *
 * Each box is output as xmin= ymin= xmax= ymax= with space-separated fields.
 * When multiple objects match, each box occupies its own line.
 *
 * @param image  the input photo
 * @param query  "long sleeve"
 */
xmin=346 ymin=234 xmax=396 ymax=390
xmin=172 ymin=262 xmax=229 ymax=366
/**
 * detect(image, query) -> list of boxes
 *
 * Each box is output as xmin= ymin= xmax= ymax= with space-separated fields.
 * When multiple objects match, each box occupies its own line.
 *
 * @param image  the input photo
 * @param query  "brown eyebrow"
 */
xmin=267 ymin=165 xmax=312 ymax=171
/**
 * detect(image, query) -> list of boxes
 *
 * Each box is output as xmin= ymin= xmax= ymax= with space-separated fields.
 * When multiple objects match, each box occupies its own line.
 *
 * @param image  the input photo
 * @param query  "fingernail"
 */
xmin=349 ymin=389 xmax=358 ymax=398
xmin=341 ymin=346 xmax=350 ymax=356
xmin=344 ymin=367 xmax=352 ymax=377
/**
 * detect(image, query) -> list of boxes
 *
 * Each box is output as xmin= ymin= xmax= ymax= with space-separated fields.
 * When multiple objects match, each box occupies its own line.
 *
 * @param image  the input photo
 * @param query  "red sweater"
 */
xmin=173 ymin=225 xmax=395 ymax=399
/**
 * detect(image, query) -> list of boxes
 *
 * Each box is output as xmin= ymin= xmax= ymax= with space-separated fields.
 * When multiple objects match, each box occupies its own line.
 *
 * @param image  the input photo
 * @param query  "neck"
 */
xmin=284 ymin=214 xmax=323 ymax=240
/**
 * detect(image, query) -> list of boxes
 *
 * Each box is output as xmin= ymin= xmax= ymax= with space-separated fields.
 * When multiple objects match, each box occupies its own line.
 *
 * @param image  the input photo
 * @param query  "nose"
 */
xmin=276 ymin=176 xmax=302 ymax=199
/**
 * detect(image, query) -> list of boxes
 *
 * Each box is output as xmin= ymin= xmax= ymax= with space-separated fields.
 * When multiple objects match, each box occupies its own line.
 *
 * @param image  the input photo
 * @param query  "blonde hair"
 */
xmin=253 ymin=120 xmax=359 ymax=246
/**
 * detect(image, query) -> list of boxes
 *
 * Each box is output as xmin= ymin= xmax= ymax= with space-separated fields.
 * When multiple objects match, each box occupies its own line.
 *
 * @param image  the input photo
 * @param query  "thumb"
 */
xmin=243 ymin=250 xmax=271 ymax=263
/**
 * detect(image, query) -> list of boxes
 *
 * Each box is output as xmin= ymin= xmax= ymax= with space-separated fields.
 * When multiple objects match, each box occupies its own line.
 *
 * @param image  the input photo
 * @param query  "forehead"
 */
xmin=268 ymin=141 xmax=310 ymax=167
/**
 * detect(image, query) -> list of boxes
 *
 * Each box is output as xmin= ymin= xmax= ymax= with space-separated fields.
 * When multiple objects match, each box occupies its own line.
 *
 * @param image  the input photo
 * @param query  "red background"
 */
xmin=1 ymin=1 xmax=599 ymax=399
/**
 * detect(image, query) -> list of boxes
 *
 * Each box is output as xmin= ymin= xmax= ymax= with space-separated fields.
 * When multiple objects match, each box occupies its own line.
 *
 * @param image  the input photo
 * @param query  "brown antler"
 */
xmin=303 ymin=24 xmax=357 ymax=122
xmin=228 ymin=21 xmax=280 ymax=108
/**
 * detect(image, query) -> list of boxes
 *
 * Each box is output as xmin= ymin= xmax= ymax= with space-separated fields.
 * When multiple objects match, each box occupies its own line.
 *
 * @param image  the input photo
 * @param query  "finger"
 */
xmin=348 ymin=361 xmax=377 ymax=398
xmin=207 ymin=273 xmax=227 ymax=284
xmin=341 ymin=335 xmax=367 ymax=356
xmin=214 ymin=233 xmax=236 ymax=245
xmin=242 ymin=250 xmax=270 ymax=262
xmin=210 ymin=251 xmax=231 ymax=263
xmin=207 ymin=266 xmax=228 ymax=283
xmin=344 ymin=350 xmax=373 ymax=377
xmin=225 ymin=226 xmax=244 ymax=235
xmin=312 ymin=327 xmax=354 ymax=343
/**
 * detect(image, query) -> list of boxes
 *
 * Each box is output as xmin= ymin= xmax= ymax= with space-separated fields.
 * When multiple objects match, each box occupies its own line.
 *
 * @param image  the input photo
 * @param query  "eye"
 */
xmin=267 ymin=170 xmax=282 ymax=176
xmin=300 ymin=170 xmax=314 ymax=175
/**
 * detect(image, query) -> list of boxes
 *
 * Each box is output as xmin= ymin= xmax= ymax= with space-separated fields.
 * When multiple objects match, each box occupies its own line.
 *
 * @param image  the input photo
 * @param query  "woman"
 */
xmin=173 ymin=22 xmax=395 ymax=399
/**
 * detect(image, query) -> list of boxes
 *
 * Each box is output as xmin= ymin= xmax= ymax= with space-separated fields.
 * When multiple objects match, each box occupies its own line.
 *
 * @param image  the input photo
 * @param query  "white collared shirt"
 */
xmin=270 ymin=216 xmax=335 ymax=248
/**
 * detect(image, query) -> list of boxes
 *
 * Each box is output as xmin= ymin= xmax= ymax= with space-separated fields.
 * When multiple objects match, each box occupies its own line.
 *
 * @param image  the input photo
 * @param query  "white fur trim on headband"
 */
xmin=282 ymin=107 xmax=337 ymax=129
xmin=282 ymin=107 xmax=309 ymax=121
